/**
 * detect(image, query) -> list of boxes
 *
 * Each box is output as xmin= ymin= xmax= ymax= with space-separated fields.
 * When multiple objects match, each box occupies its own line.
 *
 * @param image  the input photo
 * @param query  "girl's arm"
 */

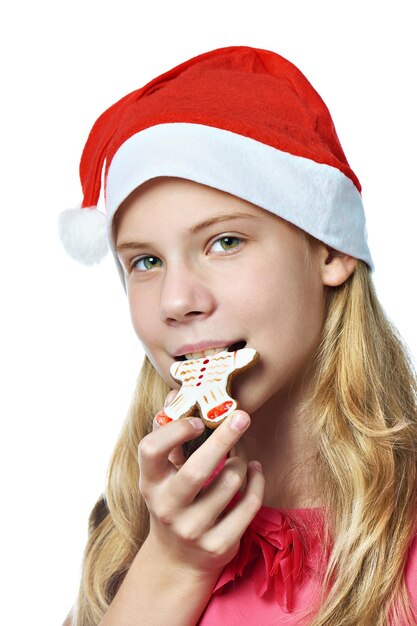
xmin=99 ymin=410 xmax=264 ymax=626
xmin=98 ymin=538 xmax=219 ymax=626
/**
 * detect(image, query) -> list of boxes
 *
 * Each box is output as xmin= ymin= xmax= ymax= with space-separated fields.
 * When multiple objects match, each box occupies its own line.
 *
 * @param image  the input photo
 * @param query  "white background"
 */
xmin=1 ymin=1 xmax=415 ymax=624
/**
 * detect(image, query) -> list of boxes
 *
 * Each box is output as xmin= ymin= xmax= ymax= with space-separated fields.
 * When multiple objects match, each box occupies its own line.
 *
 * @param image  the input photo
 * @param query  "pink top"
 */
xmin=198 ymin=495 xmax=417 ymax=625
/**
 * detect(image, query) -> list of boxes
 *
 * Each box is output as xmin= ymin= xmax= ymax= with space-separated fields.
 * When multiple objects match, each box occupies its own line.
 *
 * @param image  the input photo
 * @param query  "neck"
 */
xmin=234 ymin=381 xmax=321 ymax=509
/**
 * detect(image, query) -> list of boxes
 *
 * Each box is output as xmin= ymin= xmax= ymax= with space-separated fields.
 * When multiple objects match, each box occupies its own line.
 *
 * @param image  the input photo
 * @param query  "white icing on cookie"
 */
xmin=156 ymin=348 xmax=258 ymax=428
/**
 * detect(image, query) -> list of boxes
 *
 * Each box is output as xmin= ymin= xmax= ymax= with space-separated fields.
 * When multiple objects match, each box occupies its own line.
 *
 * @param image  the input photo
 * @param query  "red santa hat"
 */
xmin=59 ymin=45 xmax=373 ymax=283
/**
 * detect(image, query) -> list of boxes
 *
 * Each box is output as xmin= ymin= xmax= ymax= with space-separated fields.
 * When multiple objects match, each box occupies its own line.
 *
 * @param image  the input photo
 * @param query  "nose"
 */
xmin=160 ymin=261 xmax=216 ymax=323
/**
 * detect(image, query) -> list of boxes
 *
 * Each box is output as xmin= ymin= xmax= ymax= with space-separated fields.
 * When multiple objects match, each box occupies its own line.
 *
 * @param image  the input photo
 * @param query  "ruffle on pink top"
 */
xmin=199 ymin=458 xmax=417 ymax=625
xmin=212 ymin=495 xmax=325 ymax=613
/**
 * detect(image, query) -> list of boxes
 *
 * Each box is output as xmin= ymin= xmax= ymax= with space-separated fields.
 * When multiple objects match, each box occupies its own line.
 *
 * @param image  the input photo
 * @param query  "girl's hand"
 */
xmin=138 ymin=397 xmax=265 ymax=578
xmin=153 ymin=390 xmax=188 ymax=469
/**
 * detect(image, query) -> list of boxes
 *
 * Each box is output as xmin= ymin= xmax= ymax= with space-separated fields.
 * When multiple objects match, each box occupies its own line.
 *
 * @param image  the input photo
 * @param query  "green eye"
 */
xmin=135 ymin=256 xmax=162 ymax=270
xmin=213 ymin=236 xmax=241 ymax=251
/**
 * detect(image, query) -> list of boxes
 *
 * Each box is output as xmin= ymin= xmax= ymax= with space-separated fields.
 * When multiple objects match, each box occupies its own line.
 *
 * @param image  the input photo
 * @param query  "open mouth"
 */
xmin=175 ymin=340 xmax=247 ymax=361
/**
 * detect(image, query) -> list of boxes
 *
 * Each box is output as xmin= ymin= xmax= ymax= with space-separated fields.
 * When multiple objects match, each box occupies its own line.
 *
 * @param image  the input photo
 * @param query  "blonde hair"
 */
xmin=73 ymin=261 xmax=417 ymax=625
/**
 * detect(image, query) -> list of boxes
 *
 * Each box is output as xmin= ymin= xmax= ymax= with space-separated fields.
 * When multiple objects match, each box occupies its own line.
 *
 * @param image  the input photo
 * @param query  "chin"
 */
xmin=232 ymin=361 xmax=307 ymax=417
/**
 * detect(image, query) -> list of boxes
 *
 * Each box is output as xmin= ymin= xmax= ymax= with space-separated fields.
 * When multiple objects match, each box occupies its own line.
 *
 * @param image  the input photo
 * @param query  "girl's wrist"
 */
xmin=139 ymin=534 xmax=222 ymax=587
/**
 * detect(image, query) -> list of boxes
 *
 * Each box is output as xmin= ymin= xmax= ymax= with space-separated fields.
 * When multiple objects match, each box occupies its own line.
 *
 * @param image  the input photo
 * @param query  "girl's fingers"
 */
xmin=167 ymin=441 xmax=187 ymax=469
xmin=176 ymin=456 xmax=249 ymax=534
xmin=170 ymin=411 xmax=251 ymax=504
xmin=139 ymin=417 xmax=205 ymax=482
xmin=201 ymin=461 xmax=265 ymax=553
xmin=165 ymin=389 xmax=179 ymax=407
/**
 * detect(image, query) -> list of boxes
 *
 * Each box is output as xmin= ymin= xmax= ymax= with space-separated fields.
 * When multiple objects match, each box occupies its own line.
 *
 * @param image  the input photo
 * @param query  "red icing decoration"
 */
xmin=155 ymin=410 xmax=173 ymax=426
xmin=207 ymin=401 xmax=234 ymax=420
xmin=200 ymin=367 xmax=206 ymax=371
xmin=203 ymin=359 xmax=209 ymax=364
xmin=196 ymin=382 xmax=201 ymax=386
xmin=198 ymin=374 xmax=204 ymax=379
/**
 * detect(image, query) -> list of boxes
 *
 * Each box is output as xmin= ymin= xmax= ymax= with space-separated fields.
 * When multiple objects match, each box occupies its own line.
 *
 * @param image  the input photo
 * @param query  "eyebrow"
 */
xmin=115 ymin=212 xmax=258 ymax=253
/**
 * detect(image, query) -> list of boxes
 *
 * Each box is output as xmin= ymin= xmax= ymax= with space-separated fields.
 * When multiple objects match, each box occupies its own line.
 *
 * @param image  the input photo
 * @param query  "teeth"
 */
xmin=184 ymin=346 xmax=227 ymax=361
xmin=185 ymin=351 xmax=203 ymax=360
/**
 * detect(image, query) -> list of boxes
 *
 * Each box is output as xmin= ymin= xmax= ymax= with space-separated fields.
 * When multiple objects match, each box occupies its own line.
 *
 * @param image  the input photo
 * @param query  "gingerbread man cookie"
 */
xmin=155 ymin=348 xmax=259 ymax=429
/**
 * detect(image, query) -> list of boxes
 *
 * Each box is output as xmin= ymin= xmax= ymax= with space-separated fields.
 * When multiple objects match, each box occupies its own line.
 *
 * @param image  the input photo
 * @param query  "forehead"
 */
xmin=113 ymin=176 xmax=268 ymax=240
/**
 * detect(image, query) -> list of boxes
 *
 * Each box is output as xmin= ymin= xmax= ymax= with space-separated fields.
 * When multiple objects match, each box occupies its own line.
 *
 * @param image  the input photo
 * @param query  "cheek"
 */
xmin=127 ymin=287 xmax=177 ymax=386
xmin=271 ymin=279 xmax=324 ymax=376
xmin=127 ymin=289 xmax=159 ymax=347
xmin=237 ymin=256 xmax=324 ymax=369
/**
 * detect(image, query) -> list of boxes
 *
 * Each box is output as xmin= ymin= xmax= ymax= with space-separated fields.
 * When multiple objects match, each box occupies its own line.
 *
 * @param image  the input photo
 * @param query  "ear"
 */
xmin=320 ymin=245 xmax=357 ymax=287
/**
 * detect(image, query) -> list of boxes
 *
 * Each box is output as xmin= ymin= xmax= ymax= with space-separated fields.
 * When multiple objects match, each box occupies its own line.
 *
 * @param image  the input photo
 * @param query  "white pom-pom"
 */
xmin=58 ymin=205 xmax=109 ymax=265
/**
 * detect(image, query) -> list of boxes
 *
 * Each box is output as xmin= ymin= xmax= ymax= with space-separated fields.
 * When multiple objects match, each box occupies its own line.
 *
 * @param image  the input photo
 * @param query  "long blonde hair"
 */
xmin=73 ymin=261 xmax=417 ymax=625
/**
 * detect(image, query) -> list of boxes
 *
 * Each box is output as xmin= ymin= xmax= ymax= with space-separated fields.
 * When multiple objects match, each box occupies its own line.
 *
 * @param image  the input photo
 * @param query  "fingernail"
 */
xmin=230 ymin=412 xmax=250 ymax=432
xmin=249 ymin=460 xmax=262 ymax=472
xmin=189 ymin=417 xmax=205 ymax=430
xmin=164 ymin=390 xmax=177 ymax=407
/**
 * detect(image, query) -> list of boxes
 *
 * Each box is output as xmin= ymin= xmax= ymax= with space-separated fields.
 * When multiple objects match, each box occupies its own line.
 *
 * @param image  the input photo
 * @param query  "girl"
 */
xmin=60 ymin=46 xmax=417 ymax=625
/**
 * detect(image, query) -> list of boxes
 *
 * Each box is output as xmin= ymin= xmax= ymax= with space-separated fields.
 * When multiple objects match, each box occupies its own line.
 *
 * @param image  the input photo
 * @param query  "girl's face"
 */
xmin=115 ymin=177 xmax=327 ymax=415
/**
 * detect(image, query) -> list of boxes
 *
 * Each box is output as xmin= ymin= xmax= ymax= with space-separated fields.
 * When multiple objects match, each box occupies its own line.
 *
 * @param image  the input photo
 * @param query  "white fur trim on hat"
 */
xmin=105 ymin=123 xmax=374 ymax=280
